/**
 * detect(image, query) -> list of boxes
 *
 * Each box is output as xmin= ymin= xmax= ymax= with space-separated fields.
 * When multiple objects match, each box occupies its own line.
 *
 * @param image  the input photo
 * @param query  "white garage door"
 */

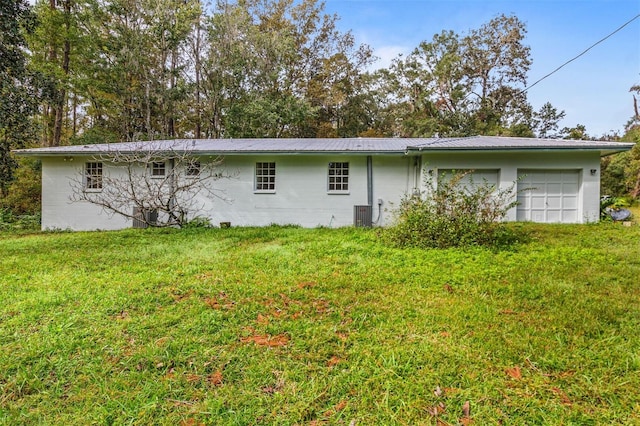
xmin=517 ymin=170 xmax=580 ymax=223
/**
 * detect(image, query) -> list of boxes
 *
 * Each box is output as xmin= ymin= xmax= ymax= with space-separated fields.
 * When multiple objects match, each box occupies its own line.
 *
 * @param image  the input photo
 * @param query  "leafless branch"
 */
xmin=69 ymin=140 xmax=232 ymax=227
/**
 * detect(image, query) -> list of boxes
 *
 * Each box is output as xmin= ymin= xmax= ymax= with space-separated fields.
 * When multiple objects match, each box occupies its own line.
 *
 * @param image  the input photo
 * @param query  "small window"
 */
xmin=255 ymin=162 xmax=276 ymax=191
xmin=328 ymin=162 xmax=349 ymax=192
xmin=85 ymin=162 xmax=103 ymax=190
xmin=186 ymin=161 xmax=201 ymax=177
xmin=151 ymin=162 xmax=166 ymax=178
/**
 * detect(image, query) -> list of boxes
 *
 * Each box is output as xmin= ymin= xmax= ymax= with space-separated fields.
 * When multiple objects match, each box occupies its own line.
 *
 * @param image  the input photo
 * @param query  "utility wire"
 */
xmin=522 ymin=13 xmax=640 ymax=94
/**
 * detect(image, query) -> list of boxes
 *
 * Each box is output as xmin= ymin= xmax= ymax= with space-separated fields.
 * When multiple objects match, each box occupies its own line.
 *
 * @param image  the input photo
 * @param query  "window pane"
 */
xmin=85 ymin=162 xmax=103 ymax=190
xmin=255 ymin=162 xmax=276 ymax=191
xmin=328 ymin=162 xmax=348 ymax=191
xmin=186 ymin=161 xmax=200 ymax=176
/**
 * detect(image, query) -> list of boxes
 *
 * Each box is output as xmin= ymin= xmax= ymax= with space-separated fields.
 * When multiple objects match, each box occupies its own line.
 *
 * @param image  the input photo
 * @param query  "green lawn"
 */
xmin=1 ymin=224 xmax=639 ymax=425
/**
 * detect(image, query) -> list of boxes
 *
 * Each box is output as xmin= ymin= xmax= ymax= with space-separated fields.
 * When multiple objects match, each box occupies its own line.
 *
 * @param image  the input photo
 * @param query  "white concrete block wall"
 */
xmin=40 ymin=150 xmax=601 ymax=230
xmin=420 ymin=151 xmax=601 ymax=223
xmin=41 ymin=157 xmax=130 ymax=230
xmin=200 ymin=154 xmax=411 ymax=228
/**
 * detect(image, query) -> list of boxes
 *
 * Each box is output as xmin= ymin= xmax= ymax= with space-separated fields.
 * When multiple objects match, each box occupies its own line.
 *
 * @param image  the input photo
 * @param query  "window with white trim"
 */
xmin=151 ymin=161 xmax=166 ymax=178
xmin=255 ymin=162 xmax=276 ymax=191
xmin=186 ymin=160 xmax=201 ymax=177
xmin=85 ymin=162 xmax=103 ymax=190
xmin=328 ymin=162 xmax=349 ymax=192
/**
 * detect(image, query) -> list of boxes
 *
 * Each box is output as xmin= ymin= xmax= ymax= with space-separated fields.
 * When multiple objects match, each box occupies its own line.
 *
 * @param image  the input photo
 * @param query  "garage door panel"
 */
xmin=517 ymin=196 xmax=530 ymax=210
xmin=531 ymin=210 xmax=546 ymax=222
xmin=531 ymin=197 xmax=546 ymax=209
xmin=517 ymin=170 xmax=581 ymax=223
xmin=563 ymin=196 xmax=578 ymax=209
xmin=547 ymin=183 xmax=562 ymax=194
xmin=547 ymin=196 xmax=562 ymax=209
xmin=546 ymin=210 xmax=562 ymax=223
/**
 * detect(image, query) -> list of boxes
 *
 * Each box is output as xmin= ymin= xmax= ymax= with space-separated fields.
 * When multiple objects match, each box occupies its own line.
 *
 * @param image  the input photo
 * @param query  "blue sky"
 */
xmin=325 ymin=0 xmax=640 ymax=137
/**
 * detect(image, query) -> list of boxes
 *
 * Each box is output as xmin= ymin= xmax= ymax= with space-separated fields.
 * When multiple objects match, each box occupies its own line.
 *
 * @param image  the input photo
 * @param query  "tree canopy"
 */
xmin=2 ymin=0 xmax=639 ymax=210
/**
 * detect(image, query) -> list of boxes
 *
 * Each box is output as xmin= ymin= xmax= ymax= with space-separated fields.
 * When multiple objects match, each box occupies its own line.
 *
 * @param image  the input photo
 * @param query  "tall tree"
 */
xmin=533 ymin=102 xmax=566 ymax=138
xmin=376 ymin=14 xmax=545 ymax=138
xmin=0 ymin=0 xmax=43 ymax=197
xmin=201 ymin=0 xmax=372 ymax=138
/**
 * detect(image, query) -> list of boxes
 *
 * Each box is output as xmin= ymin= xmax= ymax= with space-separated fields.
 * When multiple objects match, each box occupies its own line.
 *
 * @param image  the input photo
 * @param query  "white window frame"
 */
xmin=186 ymin=160 xmax=201 ymax=178
xmin=328 ymin=161 xmax=349 ymax=193
xmin=255 ymin=162 xmax=276 ymax=193
xmin=85 ymin=162 xmax=103 ymax=191
xmin=150 ymin=161 xmax=166 ymax=178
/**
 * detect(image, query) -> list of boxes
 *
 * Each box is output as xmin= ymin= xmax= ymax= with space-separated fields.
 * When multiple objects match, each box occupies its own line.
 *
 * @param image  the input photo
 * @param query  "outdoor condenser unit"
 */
xmin=353 ymin=205 xmax=373 ymax=228
xmin=132 ymin=207 xmax=158 ymax=228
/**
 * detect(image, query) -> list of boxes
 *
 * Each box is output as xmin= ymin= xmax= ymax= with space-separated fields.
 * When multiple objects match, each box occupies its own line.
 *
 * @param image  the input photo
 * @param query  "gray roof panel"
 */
xmin=14 ymin=136 xmax=634 ymax=156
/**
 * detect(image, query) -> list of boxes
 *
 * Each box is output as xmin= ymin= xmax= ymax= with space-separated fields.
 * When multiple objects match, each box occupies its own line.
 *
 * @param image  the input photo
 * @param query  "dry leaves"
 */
xmin=207 ymin=370 xmax=224 ymax=386
xmin=460 ymin=400 xmax=472 ymax=425
xmin=297 ymin=281 xmax=317 ymax=289
xmin=551 ymin=387 xmax=572 ymax=406
xmin=241 ymin=333 xmax=289 ymax=347
xmin=204 ymin=292 xmax=234 ymax=310
xmin=327 ymin=355 xmax=343 ymax=367
xmin=505 ymin=366 xmax=522 ymax=380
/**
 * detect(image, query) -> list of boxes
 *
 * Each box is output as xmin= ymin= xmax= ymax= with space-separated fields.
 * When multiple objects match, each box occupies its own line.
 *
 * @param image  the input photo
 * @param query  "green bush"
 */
xmin=0 ymin=158 xmax=41 ymax=216
xmin=0 ymin=208 xmax=41 ymax=231
xmin=385 ymin=170 xmax=524 ymax=249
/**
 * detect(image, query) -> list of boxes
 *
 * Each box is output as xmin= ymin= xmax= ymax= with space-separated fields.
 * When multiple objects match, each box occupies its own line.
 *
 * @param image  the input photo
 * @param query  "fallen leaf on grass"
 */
xmin=460 ymin=400 xmax=472 ymax=425
xmin=241 ymin=333 xmax=289 ymax=347
xmin=462 ymin=400 xmax=471 ymax=417
xmin=171 ymin=289 xmax=193 ymax=302
xmin=163 ymin=368 xmax=176 ymax=380
xmin=327 ymin=355 xmax=343 ymax=367
xmin=322 ymin=400 xmax=348 ymax=418
xmin=185 ymin=373 xmax=201 ymax=383
xmin=114 ymin=310 xmax=129 ymax=320
xmin=444 ymin=284 xmax=454 ymax=293
xmin=434 ymin=386 xmax=443 ymax=397
xmin=505 ymin=366 xmax=522 ymax=380
xmin=427 ymin=402 xmax=446 ymax=416
xmin=313 ymin=299 xmax=330 ymax=315
xmin=204 ymin=292 xmax=234 ymax=309
xmin=336 ymin=332 xmax=349 ymax=341
xmin=551 ymin=387 xmax=572 ymax=405
xmin=261 ymin=372 xmax=285 ymax=395
xmin=257 ymin=313 xmax=269 ymax=325
xmin=179 ymin=418 xmax=204 ymax=426
xmin=297 ymin=281 xmax=316 ymax=289
xmin=207 ymin=371 xmax=223 ymax=386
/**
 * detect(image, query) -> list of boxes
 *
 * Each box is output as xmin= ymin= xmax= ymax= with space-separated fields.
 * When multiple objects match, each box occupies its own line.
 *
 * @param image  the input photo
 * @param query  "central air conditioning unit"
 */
xmin=132 ymin=207 xmax=158 ymax=228
xmin=353 ymin=205 xmax=373 ymax=228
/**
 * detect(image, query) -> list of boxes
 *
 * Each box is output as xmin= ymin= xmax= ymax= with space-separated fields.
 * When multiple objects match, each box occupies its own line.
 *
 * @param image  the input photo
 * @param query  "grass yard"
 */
xmin=1 ymin=223 xmax=639 ymax=425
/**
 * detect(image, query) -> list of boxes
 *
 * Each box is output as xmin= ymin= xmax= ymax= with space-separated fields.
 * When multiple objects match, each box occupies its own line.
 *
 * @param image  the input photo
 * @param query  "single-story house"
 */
xmin=15 ymin=136 xmax=634 ymax=231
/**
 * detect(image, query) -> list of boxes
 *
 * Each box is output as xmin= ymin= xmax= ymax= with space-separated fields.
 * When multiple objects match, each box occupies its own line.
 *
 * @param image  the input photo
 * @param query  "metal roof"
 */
xmin=14 ymin=136 xmax=634 ymax=156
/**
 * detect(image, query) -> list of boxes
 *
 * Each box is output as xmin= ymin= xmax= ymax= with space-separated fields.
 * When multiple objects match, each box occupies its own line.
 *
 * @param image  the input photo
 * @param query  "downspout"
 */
xmin=367 ymin=155 xmax=373 ymax=207
xmin=414 ymin=155 xmax=422 ymax=193
xmin=169 ymin=158 xmax=177 ymax=225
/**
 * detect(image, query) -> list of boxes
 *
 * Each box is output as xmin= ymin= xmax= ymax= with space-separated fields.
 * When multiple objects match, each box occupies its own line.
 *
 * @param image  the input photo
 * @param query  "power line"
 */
xmin=522 ymin=13 xmax=640 ymax=94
